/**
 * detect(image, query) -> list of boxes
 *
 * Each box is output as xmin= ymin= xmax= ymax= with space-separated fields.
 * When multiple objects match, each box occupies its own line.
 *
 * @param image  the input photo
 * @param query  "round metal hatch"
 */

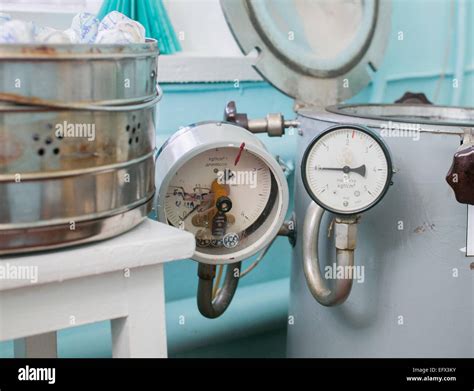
xmin=221 ymin=0 xmax=391 ymax=106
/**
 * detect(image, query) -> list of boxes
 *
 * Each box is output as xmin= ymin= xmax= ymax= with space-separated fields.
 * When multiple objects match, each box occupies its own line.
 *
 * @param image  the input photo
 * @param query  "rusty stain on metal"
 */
xmin=0 ymin=92 xmax=66 ymax=108
xmin=413 ymin=222 xmax=436 ymax=234
xmin=0 ymin=133 xmax=23 ymax=166
xmin=0 ymin=91 xmax=160 ymax=111
xmin=0 ymin=40 xmax=159 ymax=255
xmin=21 ymin=45 xmax=58 ymax=56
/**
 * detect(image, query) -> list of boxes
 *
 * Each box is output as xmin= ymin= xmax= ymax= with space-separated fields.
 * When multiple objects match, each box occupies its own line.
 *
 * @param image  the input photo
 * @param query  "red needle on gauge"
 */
xmin=234 ymin=142 xmax=245 ymax=166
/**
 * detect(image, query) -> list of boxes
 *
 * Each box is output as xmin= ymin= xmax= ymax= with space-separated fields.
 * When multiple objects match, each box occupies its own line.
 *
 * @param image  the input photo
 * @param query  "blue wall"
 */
xmin=1 ymin=0 xmax=472 ymax=358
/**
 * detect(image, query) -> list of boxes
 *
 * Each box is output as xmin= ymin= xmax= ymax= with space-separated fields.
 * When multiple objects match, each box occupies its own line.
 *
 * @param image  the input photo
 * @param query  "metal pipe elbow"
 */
xmin=302 ymin=201 xmax=356 ymax=307
xmin=197 ymin=262 xmax=241 ymax=318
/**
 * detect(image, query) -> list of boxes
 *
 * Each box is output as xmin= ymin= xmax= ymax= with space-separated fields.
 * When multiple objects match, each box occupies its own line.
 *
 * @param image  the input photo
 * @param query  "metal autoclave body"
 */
xmin=161 ymin=0 xmax=472 ymax=357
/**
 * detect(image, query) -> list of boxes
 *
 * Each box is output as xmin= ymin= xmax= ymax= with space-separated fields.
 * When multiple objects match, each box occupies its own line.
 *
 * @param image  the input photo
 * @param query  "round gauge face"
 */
xmin=164 ymin=146 xmax=276 ymax=251
xmin=302 ymin=125 xmax=392 ymax=215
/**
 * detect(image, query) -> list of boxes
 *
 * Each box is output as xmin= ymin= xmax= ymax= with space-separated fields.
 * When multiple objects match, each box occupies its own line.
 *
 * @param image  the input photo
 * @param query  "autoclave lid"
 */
xmin=220 ymin=0 xmax=391 ymax=106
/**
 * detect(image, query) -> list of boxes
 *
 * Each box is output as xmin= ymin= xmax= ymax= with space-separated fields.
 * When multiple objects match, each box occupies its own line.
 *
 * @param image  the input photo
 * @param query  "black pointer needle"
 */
xmin=317 ymin=165 xmax=366 ymax=177
xmin=181 ymin=204 xmax=200 ymax=221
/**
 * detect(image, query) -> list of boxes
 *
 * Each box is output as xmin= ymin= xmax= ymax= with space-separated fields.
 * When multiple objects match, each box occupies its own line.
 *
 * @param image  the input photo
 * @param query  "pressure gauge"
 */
xmin=302 ymin=125 xmax=392 ymax=215
xmin=155 ymin=122 xmax=289 ymax=265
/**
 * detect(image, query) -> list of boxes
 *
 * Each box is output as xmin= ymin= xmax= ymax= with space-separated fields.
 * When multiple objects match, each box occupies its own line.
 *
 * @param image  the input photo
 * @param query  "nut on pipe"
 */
xmin=302 ymin=202 xmax=357 ymax=307
xmin=247 ymin=113 xmax=285 ymax=137
xmin=335 ymin=222 xmax=358 ymax=250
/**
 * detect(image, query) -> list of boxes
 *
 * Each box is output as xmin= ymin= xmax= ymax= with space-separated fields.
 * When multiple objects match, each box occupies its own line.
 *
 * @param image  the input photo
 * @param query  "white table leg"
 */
xmin=14 ymin=332 xmax=58 ymax=358
xmin=111 ymin=264 xmax=168 ymax=358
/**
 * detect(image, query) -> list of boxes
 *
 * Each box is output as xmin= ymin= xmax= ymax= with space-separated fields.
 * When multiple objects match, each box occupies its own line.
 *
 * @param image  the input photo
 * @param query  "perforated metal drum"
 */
xmin=0 ymin=41 xmax=160 ymax=254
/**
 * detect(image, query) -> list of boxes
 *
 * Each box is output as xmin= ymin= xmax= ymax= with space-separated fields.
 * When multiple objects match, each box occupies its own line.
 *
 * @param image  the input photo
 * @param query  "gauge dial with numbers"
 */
xmin=164 ymin=146 xmax=275 ymax=243
xmin=302 ymin=125 xmax=393 ymax=215
xmin=155 ymin=122 xmax=289 ymax=265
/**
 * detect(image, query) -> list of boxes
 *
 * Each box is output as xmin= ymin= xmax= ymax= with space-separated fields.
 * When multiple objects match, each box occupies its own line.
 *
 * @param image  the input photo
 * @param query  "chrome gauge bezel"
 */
xmin=301 ymin=124 xmax=393 ymax=215
xmin=155 ymin=121 xmax=290 ymax=265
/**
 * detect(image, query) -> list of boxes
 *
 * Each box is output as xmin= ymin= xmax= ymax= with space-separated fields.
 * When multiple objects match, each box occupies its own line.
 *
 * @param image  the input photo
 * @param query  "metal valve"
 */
xmin=224 ymin=101 xmax=298 ymax=137
xmin=446 ymin=134 xmax=474 ymax=205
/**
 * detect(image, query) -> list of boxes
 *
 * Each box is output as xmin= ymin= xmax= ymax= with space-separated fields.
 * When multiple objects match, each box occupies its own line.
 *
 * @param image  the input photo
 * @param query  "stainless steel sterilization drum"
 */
xmin=0 ymin=41 xmax=160 ymax=254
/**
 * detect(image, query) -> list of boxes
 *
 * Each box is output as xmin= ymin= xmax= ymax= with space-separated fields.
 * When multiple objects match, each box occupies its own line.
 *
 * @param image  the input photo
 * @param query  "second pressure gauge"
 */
xmin=302 ymin=125 xmax=393 ymax=215
xmin=155 ymin=122 xmax=289 ymax=265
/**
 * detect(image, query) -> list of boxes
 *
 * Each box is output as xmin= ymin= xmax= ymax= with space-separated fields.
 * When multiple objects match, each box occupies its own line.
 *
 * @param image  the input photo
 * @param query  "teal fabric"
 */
xmin=1 ymin=0 xmax=472 ymax=358
xmin=98 ymin=0 xmax=182 ymax=54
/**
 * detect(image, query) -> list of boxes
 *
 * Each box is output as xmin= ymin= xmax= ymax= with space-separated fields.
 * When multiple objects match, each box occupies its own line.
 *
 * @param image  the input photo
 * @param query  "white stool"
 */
xmin=0 ymin=219 xmax=195 ymax=358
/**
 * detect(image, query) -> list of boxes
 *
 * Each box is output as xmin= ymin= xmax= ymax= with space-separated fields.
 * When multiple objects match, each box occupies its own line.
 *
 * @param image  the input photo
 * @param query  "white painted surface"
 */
xmin=0 ymin=219 xmax=195 ymax=358
xmin=111 ymin=264 xmax=168 ymax=358
xmin=1 ymin=0 xmax=257 ymax=82
xmin=164 ymin=0 xmax=242 ymax=56
xmin=159 ymin=0 xmax=262 ymax=81
xmin=158 ymin=53 xmax=261 ymax=82
xmin=0 ymin=219 xmax=195 ymax=290
xmin=0 ymin=0 xmax=101 ymax=15
xmin=468 ymin=205 xmax=474 ymax=257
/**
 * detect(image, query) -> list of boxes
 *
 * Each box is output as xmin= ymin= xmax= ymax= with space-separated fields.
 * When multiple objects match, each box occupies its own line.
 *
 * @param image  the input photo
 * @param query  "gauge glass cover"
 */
xmin=302 ymin=125 xmax=392 ymax=214
xmin=164 ymin=146 xmax=278 ymax=254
